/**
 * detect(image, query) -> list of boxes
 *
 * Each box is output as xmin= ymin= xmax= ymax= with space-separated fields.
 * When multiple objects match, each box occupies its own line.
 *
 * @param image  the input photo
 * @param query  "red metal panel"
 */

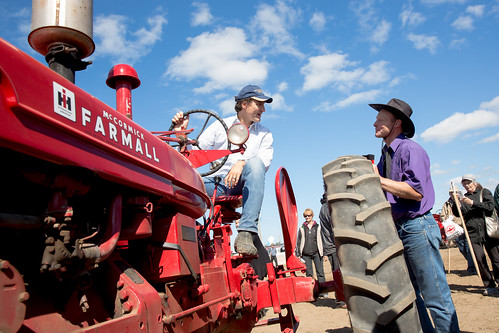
xmin=0 ymin=38 xmax=210 ymax=218
xmin=275 ymin=167 xmax=307 ymax=271
xmin=143 ymin=214 xmax=201 ymax=281
xmin=256 ymin=275 xmax=316 ymax=312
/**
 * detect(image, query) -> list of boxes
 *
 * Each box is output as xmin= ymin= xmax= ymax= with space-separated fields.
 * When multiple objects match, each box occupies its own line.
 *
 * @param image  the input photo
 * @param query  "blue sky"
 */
xmin=2 ymin=0 xmax=499 ymax=245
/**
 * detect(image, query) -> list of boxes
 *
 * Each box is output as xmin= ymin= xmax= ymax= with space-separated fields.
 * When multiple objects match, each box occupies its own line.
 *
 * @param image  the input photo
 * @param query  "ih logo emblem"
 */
xmin=53 ymin=82 xmax=76 ymax=122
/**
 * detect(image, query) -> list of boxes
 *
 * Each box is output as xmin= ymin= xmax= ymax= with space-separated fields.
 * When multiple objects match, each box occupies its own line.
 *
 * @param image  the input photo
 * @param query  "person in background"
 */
xmin=269 ymin=244 xmax=278 ymax=267
xmin=296 ymin=208 xmax=326 ymax=284
xmin=371 ymin=98 xmax=459 ymax=332
xmin=494 ymin=183 xmax=499 ymax=212
xmin=452 ymin=174 xmax=499 ymax=296
xmin=319 ymin=193 xmax=346 ymax=308
xmin=441 ymin=186 xmax=475 ymax=274
xmin=172 ymin=85 xmax=273 ymax=256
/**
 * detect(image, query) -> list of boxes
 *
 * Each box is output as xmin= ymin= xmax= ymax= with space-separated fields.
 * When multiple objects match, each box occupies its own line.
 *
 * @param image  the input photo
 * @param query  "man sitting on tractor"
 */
xmin=171 ymin=85 xmax=273 ymax=256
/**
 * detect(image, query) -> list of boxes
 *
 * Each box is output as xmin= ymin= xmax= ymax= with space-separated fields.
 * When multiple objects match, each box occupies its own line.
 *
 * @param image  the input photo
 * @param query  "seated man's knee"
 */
xmin=244 ymin=157 xmax=265 ymax=175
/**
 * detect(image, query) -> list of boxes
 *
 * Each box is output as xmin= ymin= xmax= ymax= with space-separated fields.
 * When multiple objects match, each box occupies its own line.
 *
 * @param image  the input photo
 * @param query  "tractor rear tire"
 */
xmin=322 ymin=155 xmax=422 ymax=333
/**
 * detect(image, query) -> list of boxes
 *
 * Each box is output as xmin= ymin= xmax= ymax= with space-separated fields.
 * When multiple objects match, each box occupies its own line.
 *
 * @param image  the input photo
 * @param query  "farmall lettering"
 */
xmin=83 ymin=109 xmax=160 ymax=163
xmin=55 ymin=81 xmax=160 ymax=163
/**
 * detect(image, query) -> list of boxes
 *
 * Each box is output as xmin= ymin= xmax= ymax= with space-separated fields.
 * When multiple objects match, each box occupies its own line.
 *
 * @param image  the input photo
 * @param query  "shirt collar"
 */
xmin=384 ymin=133 xmax=406 ymax=152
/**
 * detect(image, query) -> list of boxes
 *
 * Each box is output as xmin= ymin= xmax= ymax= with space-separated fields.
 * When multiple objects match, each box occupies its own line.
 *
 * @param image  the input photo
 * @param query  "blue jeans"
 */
xmin=204 ymin=157 xmax=265 ymax=234
xmin=396 ymin=212 xmax=460 ymax=333
xmin=454 ymin=234 xmax=475 ymax=271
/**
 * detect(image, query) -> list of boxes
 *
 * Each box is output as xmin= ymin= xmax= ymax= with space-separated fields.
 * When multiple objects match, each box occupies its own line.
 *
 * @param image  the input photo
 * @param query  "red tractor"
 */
xmin=1 ymin=1 xmax=423 ymax=332
xmin=0 ymin=1 xmax=338 ymax=332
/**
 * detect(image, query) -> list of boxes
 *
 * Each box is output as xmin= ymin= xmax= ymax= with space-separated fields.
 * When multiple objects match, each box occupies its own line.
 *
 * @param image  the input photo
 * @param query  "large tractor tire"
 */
xmin=322 ymin=155 xmax=422 ymax=333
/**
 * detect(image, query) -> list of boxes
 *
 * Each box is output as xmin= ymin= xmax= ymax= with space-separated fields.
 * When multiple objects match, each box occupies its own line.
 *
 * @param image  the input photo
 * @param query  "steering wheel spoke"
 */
xmin=166 ymin=109 xmax=231 ymax=177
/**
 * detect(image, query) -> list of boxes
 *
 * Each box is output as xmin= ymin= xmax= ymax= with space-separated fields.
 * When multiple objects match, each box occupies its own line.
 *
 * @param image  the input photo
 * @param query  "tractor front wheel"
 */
xmin=322 ymin=155 xmax=422 ymax=333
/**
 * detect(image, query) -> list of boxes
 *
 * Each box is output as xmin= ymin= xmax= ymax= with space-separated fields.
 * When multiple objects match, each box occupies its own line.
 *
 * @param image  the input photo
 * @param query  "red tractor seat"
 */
xmin=214 ymin=195 xmax=242 ymax=224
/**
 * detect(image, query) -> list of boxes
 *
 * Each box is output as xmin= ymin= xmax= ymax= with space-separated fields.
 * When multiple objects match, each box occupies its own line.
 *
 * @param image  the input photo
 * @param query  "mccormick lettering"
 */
xmin=81 ymin=107 xmax=160 ymax=163
xmin=101 ymin=110 xmax=145 ymax=140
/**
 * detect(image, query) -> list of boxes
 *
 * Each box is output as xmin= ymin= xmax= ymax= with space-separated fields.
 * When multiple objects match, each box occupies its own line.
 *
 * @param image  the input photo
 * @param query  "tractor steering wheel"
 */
xmin=169 ymin=109 xmax=231 ymax=177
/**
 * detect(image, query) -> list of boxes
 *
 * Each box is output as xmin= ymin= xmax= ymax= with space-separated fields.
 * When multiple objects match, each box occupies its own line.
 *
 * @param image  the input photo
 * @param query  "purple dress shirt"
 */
xmin=377 ymin=134 xmax=435 ymax=222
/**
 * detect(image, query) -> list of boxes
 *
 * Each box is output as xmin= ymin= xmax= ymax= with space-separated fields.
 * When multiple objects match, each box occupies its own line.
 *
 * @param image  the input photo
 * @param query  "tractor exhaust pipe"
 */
xmin=28 ymin=0 xmax=95 ymax=83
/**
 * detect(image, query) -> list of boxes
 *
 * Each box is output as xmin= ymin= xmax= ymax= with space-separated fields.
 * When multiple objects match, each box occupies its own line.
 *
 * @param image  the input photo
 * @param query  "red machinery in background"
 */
xmin=0 ymin=1 xmax=342 ymax=332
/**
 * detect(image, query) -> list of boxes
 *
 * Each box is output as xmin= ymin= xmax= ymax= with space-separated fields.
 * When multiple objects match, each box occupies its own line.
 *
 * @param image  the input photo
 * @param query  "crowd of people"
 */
xmin=443 ymin=175 xmax=499 ymax=297
xmin=172 ymin=88 xmax=498 ymax=332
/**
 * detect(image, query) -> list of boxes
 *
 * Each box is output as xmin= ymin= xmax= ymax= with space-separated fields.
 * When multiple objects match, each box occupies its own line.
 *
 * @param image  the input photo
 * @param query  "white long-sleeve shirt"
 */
xmin=198 ymin=115 xmax=273 ymax=178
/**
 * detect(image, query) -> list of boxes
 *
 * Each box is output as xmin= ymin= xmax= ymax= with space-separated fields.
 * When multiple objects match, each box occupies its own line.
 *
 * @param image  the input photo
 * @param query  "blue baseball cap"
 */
xmin=235 ymin=85 xmax=273 ymax=103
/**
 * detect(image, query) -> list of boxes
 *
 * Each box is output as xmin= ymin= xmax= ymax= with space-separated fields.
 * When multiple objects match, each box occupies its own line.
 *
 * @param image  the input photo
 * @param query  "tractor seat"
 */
xmin=214 ymin=195 xmax=242 ymax=224
xmin=214 ymin=195 xmax=243 ymax=209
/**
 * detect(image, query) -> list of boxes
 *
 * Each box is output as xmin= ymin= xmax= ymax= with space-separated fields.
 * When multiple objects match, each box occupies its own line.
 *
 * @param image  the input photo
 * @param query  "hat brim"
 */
xmin=251 ymin=96 xmax=273 ymax=103
xmin=370 ymin=103 xmax=415 ymax=138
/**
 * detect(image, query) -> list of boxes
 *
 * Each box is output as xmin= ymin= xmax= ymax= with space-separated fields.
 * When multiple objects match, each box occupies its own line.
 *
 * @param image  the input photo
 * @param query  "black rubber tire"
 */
xmin=322 ymin=155 xmax=422 ymax=333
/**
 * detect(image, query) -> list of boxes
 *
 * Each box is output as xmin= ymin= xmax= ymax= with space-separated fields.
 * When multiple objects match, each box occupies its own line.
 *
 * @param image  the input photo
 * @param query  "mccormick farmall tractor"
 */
xmin=0 ymin=1 xmax=421 ymax=332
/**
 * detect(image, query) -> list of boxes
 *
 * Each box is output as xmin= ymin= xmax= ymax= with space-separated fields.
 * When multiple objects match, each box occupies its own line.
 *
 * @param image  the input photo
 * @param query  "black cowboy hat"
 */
xmin=369 ymin=98 xmax=415 ymax=138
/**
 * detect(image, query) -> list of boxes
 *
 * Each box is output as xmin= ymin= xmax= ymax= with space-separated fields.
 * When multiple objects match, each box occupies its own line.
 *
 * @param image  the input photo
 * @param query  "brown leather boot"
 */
xmin=234 ymin=231 xmax=258 ymax=256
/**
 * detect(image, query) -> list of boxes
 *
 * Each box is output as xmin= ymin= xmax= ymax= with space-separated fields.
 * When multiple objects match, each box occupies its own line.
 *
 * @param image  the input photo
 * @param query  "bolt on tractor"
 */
xmin=0 ymin=1 xmax=422 ymax=332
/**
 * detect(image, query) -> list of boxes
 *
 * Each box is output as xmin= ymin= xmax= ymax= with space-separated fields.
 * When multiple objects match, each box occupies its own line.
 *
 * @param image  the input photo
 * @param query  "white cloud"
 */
xmin=406 ymin=33 xmax=440 ymax=54
xmin=219 ymin=99 xmax=236 ymax=116
xmin=480 ymin=96 xmax=499 ymax=111
xmin=451 ymin=5 xmax=484 ymax=31
xmin=300 ymin=53 xmax=357 ymax=92
xmin=191 ymin=2 xmax=214 ymax=26
xmin=268 ymin=92 xmax=293 ymax=112
xmin=166 ymin=27 xmax=269 ymax=93
xmin=277 ymin=82 xmax=288 ymax=92
xmin=300 ymin=53 xmax=391 ymax=93
xmin=314 ymin=89 xmax=382 ymax=112
xmin=310 ymin=11 xmax=327 ymax=32
xmin=249 ymin=0 xmax=303 ymax=58
xmin=18 ymin=21 xmax=31 ymax=36
xmin=452 ymin=15 xmax=474 ymax=31
xmin=450 ymin=38 xmax=467 ymax=49
xmin=400 ymin=5 xmax=426 ymax=27
xmin=10 ymin=7 xmax=30 ymax=18
xmin=94 ymin=14 xmax=167 ymax=65
xmin=389 ymin=73 xmax=417 ymax=87
xmin=8 ymin=7 xmax=35 ymax=49
xmin=370 ymin=20 xmax=391 ymax=51
xmin=421 ymin=97 xmax=499 ymax=143
xmin=480 ymin=133 xmax=499 ymax=143
xmin=350 ymin=0 xmax=391 ymax=50
xmin=421 ymin=0 xmax=467 ymax=4
xmin=360 ymin=61 xmax=391 ymax=85
xmin=466 ymin=5 xmax=485 ymax=17
xmin=431 ymin=163 xmax=449 ymax=176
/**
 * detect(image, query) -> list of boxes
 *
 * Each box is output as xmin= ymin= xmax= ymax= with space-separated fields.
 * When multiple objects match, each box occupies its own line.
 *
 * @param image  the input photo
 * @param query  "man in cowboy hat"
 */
xmin=371 ymin=98 xmax=460 ymax=332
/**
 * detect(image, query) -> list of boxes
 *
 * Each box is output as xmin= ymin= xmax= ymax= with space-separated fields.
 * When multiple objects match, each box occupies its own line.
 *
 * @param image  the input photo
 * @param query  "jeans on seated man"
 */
xmin=171 ymin=85 xmax=274 ymax=256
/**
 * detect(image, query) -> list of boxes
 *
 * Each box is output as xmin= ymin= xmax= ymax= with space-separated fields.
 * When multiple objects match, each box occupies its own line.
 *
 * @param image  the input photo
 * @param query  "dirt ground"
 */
xmin=253 ymin=246 xmax=499 ymax=333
